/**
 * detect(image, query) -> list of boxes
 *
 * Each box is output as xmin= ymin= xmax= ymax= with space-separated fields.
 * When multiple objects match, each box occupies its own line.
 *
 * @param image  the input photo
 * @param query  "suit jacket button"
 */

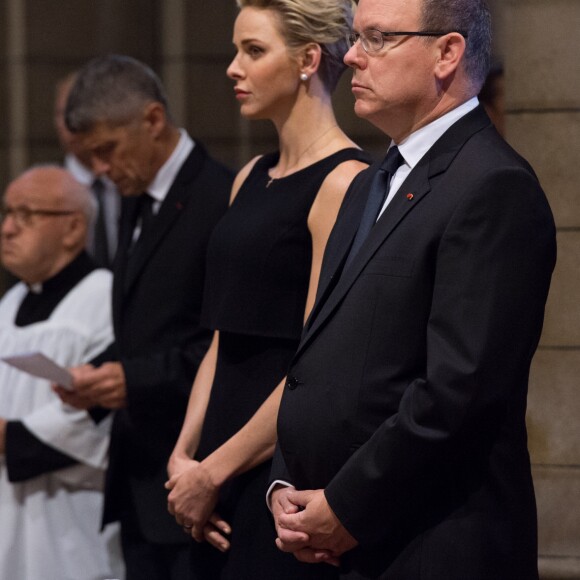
xmin=286 ymin=376 xmax=299 ymax=390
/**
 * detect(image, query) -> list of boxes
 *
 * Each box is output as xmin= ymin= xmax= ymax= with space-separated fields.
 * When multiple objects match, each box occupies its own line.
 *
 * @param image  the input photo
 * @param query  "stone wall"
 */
xmin=503 ymin=0 xmax=580 ymax=577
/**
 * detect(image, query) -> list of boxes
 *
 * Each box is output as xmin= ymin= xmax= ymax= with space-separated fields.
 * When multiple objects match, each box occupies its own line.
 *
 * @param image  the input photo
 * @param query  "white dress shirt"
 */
xmin=378 ymin=97 xmax=480 ymax=219
xmin=146 ymin=129 xmax=195 ymax=214
xmin=130 ymin=130 xmax=195 ymax=245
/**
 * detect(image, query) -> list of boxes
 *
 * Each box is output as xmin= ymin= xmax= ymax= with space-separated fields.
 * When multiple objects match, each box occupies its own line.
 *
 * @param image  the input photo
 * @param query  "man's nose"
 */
xmin=344 ymin=42 xmax=366 ymax=69
xmin=1 ymin=213 xmax=18 ymax=236
xmin=91 ymin=156 xmax=110 ymax=176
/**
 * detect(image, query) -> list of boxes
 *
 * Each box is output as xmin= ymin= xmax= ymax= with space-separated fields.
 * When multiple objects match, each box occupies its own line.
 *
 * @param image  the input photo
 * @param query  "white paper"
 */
xmin=1 ymin=352 xmax=73 ymax=390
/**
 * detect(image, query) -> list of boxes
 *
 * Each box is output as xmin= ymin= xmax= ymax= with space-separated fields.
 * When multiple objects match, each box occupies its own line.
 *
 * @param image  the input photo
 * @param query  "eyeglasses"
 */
xmin=0 ymin=205 xmax=77 ymax=228
xmin=348 ymin=29 xmax=468 ymax=54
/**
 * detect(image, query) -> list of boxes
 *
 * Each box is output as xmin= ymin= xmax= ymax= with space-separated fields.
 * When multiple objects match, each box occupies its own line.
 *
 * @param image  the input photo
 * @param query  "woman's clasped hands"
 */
xmin=165 ymin=457 xmax=232 ymax=552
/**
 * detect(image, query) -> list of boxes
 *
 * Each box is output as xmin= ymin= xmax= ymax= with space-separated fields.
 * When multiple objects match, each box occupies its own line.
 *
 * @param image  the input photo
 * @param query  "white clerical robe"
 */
xmin=0 ymin=269 xmax=124 ymax=580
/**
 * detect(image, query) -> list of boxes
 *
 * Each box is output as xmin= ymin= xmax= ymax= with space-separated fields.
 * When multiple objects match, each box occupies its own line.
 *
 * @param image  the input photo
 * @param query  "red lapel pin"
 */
xmin=407 ymin=193 xmax=414 ymax=201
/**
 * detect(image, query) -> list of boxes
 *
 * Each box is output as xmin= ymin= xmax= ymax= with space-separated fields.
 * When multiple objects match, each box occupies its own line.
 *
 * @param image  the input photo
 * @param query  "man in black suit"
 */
xmin=270 ymin=0 xmax=556 ymax=578
xmin=56 ymin=55 xmax=232 ymax=580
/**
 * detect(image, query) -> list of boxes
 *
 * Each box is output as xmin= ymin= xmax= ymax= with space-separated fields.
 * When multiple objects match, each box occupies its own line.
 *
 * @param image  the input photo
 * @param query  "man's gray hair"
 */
xmin=65 ymin=54 xmax=171 ymax=133
xmin=421 ymin=0 xmax=492 ymax=91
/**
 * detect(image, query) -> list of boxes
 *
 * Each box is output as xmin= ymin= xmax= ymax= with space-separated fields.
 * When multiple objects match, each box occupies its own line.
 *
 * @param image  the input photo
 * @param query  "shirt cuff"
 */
xmin=266 ymin=479 xmax=294 ymax=512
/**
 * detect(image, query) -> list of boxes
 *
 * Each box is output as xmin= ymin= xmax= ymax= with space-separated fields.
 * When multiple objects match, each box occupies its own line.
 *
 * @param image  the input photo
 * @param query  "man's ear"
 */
xmin=142 ymin=101 xmax=167 ymax=139
xmin=61 ymin=213 xmax=86 ymax=251
xmin=298 ymin=42 xmax=322 ymax=79
xmin=433 ymin=33 xmax=466 ymax=81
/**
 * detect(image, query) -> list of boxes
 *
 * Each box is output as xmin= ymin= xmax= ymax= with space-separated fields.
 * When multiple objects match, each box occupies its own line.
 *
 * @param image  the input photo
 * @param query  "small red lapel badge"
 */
xmin=407 ymin=193 xmax=414 ymax=201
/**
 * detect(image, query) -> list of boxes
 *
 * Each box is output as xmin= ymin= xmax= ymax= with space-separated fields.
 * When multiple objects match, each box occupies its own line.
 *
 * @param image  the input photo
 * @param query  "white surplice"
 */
xmin=0 ymin=269 xmax=124 ymax=580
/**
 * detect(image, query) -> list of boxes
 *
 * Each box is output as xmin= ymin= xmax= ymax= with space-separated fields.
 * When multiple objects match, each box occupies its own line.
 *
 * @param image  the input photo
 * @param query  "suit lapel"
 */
xmin=304 ymin=167 xmax=377 ymax=329
xmin=297 ymin=105 xmax=491 ymax=359
xmin=299 ymin=164 xmax=431 ymax=357
xmin=120 ymin=145 xmax=206 ymax=296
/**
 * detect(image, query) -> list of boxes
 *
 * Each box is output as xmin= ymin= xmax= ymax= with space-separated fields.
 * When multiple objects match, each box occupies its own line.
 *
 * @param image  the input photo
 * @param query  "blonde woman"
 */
xmin=167 ymin=0 xmax=369 ymax=577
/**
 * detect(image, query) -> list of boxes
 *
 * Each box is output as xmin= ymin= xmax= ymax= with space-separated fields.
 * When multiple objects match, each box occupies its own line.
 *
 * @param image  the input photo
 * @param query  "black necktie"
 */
xmin=137 ymin=193 xmax=155 ymax=242
xmin=124 ymin=193 xmax=155 ymax=288
xmin=129 ymin=193 xmax=155 ymax=253
xmin=92 ymin=178 xmax=110 ymax=268
xmin=344 ymin=146 xmax=404 ymax=269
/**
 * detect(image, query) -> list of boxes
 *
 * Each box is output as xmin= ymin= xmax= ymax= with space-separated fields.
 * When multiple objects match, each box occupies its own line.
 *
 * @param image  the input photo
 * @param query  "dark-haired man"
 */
xmin=57 ymin=55 xmax=233 ymax=580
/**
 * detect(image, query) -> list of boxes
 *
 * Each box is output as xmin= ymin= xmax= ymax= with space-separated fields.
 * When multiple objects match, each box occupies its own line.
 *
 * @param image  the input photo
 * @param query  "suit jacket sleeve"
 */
xmin=270 ymin=442 xmax=293 ymax=485
xmin=90 ymin=341 xmax=118 ymax=367
xmin=90 ymin=330 xmax=204 ymax=410
xmin=324 ymin=164 xmax=556 ymax=546
xmin=87 ymin=322 xmax=205 ymax=416
xmin=121 ymin=337 xmax=206 ymax=410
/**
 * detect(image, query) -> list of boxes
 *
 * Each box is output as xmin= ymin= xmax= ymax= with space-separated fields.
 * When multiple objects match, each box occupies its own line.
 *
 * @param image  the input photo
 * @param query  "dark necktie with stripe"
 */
xmin=344 ymin=146 xmax=404 ymax=269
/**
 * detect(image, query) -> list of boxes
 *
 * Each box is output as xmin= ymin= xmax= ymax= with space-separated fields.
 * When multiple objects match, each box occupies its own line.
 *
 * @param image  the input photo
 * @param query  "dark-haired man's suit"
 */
xmin=272 ymin=106 xmax=556 ymax=579
xmin=93 ymin=142 xmax=232 ymax=576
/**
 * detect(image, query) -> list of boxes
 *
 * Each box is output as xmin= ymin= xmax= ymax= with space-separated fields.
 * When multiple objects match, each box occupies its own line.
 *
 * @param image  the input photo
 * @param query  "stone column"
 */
xmin=161 ymin=0 xmax=187 ymax=127
xmin=6 ymin=0 xmax=28 ymax=178
xmin=504 ymin=1 xmax=580 ymax=577
xmin=181 ymin=1 xmax=246 ymax=169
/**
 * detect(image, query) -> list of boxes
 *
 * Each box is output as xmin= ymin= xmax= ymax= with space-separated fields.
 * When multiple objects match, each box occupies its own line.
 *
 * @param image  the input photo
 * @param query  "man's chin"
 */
xmin=353 ymin=103 xmax=387 ymax=132
xmin=117 ymin=185 xmax=141 ymax=197
xmin=1 ymin=261 xmax=19 ymax=279
xmin=353 ymin=99 xmax=374 ymax=120
xmin=0 ymin=251 xmax=15 ymax=266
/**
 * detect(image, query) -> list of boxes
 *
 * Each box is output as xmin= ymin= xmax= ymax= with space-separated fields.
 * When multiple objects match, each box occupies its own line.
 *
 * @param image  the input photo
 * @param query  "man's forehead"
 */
xmin=5 ymin=173 xmax=62 ymax=205
xmin=355 ymin=0 xmax=420 ymax=28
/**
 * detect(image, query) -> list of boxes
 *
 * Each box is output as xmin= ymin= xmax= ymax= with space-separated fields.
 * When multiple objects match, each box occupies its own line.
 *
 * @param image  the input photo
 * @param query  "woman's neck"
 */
xmin=271 ymin=97 xmax=350 ymax=179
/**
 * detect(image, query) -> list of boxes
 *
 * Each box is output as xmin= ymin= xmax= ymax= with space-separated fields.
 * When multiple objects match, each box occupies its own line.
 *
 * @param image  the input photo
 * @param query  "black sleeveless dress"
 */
xmin=191 ymin=148 xmax=370 ymax=579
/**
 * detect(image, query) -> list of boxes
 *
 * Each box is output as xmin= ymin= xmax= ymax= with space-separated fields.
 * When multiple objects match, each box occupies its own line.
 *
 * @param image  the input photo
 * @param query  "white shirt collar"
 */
xmin=377 ymin=97 xmax=479 ymax=218
xmin=146 ymin=129 xmax=194 ymax=205
xmin=64 ymin=154 xmax=93 ymax=186
xmin=396 ymin=97 xmax=479 ymax=170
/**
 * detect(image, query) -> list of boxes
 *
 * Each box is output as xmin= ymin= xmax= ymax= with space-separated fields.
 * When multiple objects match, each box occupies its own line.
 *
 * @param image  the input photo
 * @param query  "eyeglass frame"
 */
xmin=348 ymin=29 xmax=469 ymax=54
xmin=0 ymin=205 xmax=78 ymax=228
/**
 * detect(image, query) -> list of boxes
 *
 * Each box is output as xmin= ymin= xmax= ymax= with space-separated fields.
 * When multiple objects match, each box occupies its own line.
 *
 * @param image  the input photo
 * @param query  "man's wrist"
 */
xmin=266 ymin=479 xmax=294 ymax=511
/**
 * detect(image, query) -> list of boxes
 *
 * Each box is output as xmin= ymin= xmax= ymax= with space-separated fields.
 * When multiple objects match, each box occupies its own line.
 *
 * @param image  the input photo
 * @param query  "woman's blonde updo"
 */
xmin=236 ymin=0 xmax=356 ymax=92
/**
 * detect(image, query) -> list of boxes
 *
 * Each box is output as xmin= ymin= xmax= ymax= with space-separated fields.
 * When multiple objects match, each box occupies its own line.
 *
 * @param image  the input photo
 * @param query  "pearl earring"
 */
xmin=300 ymin=73 xmax=309 ymax=82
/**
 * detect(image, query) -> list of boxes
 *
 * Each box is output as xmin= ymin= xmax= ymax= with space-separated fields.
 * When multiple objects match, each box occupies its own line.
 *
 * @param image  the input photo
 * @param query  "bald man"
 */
xmin=0 ymin=166 xmax=123 ymax=580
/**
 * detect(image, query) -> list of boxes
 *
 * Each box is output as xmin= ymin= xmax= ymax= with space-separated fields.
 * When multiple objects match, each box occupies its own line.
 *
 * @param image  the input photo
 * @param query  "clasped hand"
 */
xmin=166 ymin=457 xmax=231 ymax=552
xmin=272 ymin=487 xmax=358 ymax=567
